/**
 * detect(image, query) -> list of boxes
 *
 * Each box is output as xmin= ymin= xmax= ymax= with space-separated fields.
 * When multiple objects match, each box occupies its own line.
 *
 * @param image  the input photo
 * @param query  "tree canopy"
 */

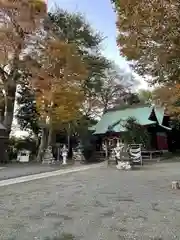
xmin=153 ymin=84 xmax=180 ymax=119
xmin=16 ymin=83 xmax=39 ymax=137
xmin=92 ymin=63 xmax=131 ymax=114
xmin=34 ymin=39 xmax=87 ymax=128
xmin=16 ymin=9 xmax=110 ymax=134
xmin=138 ymin=89 xmax=152 ymax=104
xmin=111 ymin=0 xmax=180 ymax=85
xmin=47 ymin=9 xmax=110 ymax=90
xmin=0 ymin=0 xmax=46 ymax=133
xmin=122 ymin=117 xmax=150 ymax=148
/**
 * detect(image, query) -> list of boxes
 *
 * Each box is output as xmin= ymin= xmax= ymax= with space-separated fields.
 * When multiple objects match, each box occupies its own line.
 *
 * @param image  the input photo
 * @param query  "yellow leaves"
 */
xmin=37 ymin=39 xmax=87 ymax=84
xmin=153 ymin=84 xmax=180 ymax=119
xmin=0 ymin=0 xmax=47 ymax=15
xmin=0 ymin=0 xmax=47 ymax=75
xmin=34 ymin=38 xmax=88 ymax=126
xmin=113 ymin=0 xmax=180 ymax=84
xmin=43 ymin=40 xmax=87 ymax=80
xmin=0 ymin=0 xmax=46 ymax=29
xmin=30 ymin=0 xmax=47 ymax=13
xmin=36 ymin=84 xmax=84 ymax=125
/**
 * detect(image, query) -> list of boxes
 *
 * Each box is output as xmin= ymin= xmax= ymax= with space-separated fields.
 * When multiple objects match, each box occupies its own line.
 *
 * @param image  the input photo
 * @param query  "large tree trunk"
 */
xmin=47 ymin=126 xmax=53 ymax=147
xmin=3 ymin=85 xmax=16 ymax=137
xmin=36 ymin=128 xmax=47 ymax=162
xmin=34 ymin=133 xmax=39 ymax=148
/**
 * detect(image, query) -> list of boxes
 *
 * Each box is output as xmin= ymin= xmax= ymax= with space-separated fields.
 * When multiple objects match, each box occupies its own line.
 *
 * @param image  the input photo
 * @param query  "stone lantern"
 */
xmin=61 ymin=144 xmax=68 ymax=165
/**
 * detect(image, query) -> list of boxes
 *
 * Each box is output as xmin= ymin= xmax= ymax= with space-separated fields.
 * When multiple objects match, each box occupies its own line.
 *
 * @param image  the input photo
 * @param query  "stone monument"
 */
xmin=42 ymin=146 xmax=55 ymax=164
xmin=72 ymin=143 xmax=84 ymax=162
xmin=114 ymin=142 xmax=132 ymax=170
xmin=114 ymin=142 xmax=124 ymax=160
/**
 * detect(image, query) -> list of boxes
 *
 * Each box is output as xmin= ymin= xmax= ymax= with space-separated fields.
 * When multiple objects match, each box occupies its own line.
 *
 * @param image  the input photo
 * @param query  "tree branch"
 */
xmin=0 ymin=66 xmax=9 ymax=83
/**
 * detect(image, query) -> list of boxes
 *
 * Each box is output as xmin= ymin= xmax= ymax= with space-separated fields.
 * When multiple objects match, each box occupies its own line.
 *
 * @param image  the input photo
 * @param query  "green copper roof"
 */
xmin=94 ymin=105 xmax=164 ymax=134
xmin=154 ymin=106 xmax=164 ymax=124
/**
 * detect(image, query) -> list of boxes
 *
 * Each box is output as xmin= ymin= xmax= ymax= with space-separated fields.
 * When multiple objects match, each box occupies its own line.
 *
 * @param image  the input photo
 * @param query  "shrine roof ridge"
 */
xmin=105 ymin=103 xmax=151 ymax=113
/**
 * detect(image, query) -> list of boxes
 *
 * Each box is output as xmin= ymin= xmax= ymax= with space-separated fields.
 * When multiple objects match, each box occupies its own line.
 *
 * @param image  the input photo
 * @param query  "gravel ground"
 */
xmin=0 ymin=162 xmax=180 ymax=240
xmin=0 ymin=163 xmax=78 ymax=181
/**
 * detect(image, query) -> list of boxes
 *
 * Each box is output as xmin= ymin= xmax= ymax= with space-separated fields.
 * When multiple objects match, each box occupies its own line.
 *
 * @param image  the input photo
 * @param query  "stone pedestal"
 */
xmin=72 ymin=149 xmax=84 ymax=162
xmin=116 ymin=161 xmax=132 ymax=170
xmin=72 ymin=143 xmax=85 ymax=162
xmin=108 ymin=149 xmax=117 ymax=166
xmin=42 ymin=146 xmax=55 ymax=164
xmin=62 ymin=155 xmax=67 ymax=165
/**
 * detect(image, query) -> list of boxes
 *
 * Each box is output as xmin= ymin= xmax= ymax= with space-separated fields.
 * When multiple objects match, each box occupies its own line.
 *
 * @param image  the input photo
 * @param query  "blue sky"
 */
xmin=48 ymin=0 xmax=129 ymax=69
xmin=47 ymin=0 xmax=148 ymax=89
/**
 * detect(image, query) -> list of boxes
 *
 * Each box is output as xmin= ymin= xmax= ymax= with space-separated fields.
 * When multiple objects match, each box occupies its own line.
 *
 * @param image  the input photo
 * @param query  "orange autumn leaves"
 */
xmin=112 ymin=0 xmax=180 ymax=84
xmin=154 ymin=84 xmax=180 ymax=119
xmin=0 ymin=0 xmax=87 ymax=127
xmin=0 ymin=0 xmax=47 ymax=13
xmin=33 ymin=39 xmax=88 ymax=126
xmin=0 ymin=0 xmax=46 ymax=68
xmin=0 ymin=0 xmax=47 ymax=29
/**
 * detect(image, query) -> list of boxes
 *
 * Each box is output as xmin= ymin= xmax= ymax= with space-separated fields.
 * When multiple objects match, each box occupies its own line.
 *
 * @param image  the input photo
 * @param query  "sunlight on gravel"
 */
xmin=0 ymin=162 xmax=180 ymax=240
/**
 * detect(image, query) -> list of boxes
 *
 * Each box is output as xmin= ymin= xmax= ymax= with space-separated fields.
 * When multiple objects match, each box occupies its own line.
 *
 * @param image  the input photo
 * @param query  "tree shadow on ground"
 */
xmin=44 ymin=233 xmax=76 ymax=240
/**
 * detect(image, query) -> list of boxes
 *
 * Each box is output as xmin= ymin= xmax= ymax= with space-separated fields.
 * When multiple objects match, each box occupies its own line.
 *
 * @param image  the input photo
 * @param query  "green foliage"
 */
xmin=122 ymin=117 xmax=150 ymax=148
xmin=84 ymin=54 xmax=110 ymax=93
xmin=80 ymin=127 xmax=97 ymax=162
xmin=47 ymin=9 xmax=102 ymax=48
xmin=124 ymin=93 xmax=141 ymax=105
xmin=138 ymin=90 xmax=153 ymax=104
xmin=16 ymin=83 xmax=40 ymax=136
xmin=65 ymin=115 xmax=98 ymax=162
xmin=169 ymin=119 xmax=180 ymax=130
xmin=81 ymin=138 xmax=96 ymax=162
xmin=71 ymin=115 xmax=97 ymax=138
xmin=47 ymin=9 xmax=110 ymax=97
